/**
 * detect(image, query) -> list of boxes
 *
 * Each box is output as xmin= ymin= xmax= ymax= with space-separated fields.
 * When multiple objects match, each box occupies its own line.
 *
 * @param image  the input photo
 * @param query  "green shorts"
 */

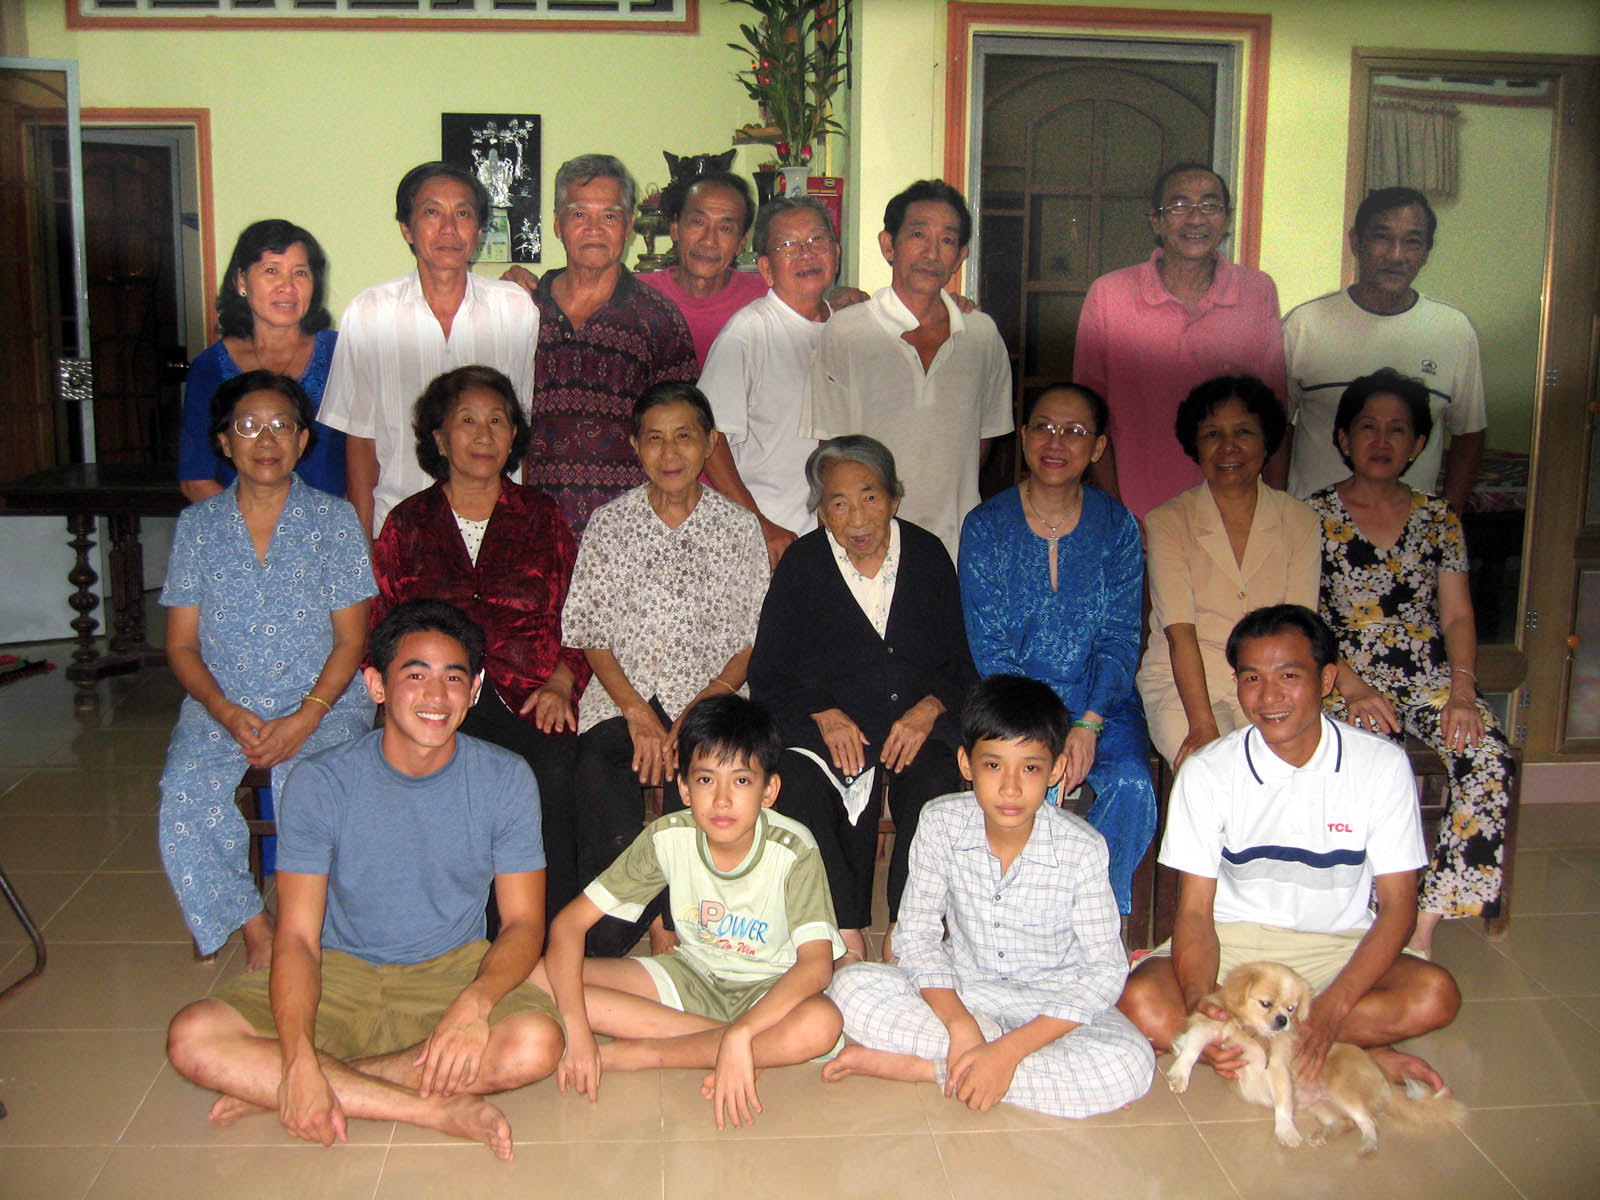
xmin=635 ymin=954 xmax=779 ymax=1024
xmin=1150 ymin=921 xmax=1419 ymax=993
xmin=215 ymin=939 xmax=561 ymax=1061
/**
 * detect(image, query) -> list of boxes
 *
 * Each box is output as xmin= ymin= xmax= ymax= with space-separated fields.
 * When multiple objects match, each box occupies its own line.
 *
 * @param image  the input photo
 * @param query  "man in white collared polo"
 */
xmin=801 ymin=180 xmax=1012 ymax=562
xmin=1117 ymin=604 xmax=1460 ymax=1093
xmin=320 ymin=162 xmax=537 ymax=534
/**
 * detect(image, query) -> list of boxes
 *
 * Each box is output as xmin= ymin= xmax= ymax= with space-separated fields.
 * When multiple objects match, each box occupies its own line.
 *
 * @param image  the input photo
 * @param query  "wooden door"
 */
xmin=975 ymin=55 xmax=1215 ymax=491
xmin=81 ymin=140 xmax=182 ymax=466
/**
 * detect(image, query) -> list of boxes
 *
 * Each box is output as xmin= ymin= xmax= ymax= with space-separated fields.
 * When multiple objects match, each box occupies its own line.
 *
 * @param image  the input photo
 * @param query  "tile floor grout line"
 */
xmin=109 ymin=1056 xmax=171 ymax=1148
xmin=1452 ymin=1113 xmax=1534 ymax=1200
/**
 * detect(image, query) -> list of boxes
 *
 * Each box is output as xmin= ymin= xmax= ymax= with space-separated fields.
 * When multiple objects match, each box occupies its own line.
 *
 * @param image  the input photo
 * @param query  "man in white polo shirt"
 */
xmin=320 ymin=162 xmax=538 ymax=534
xmin=1283 ymin=187 xmax=1486 ymax=513
xmin=1118 ymin=604 xmax=1459 ymax=1091
xmin=801 ymin=180 xmax=1012 ymax=563
xmin=700 ymin=195 xmax=841 ymax=568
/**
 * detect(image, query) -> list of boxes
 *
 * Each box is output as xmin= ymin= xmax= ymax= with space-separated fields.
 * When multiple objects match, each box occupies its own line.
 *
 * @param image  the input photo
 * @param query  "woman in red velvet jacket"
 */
xmin=372 ymin=364 xmax=590 ymax=919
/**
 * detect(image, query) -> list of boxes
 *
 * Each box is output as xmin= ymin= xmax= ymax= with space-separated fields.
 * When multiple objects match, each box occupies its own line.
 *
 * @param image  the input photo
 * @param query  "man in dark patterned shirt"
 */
xmin=524 ymin=154 xmax=697 ymax=535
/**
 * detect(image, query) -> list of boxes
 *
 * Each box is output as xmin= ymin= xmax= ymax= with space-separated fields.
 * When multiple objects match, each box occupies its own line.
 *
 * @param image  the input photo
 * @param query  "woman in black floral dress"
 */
xmin=1307 ymin=368 xmax=1514 ymax=959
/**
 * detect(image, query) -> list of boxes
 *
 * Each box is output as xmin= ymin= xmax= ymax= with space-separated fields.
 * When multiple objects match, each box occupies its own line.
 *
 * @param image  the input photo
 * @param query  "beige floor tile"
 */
xmin=1514 ymin=802 xmax=1600 ymax=850
xmin=0 ymin=1146 xmax=113 ymax=1199
xmin=47 ymin=729 xmax=172 ymax=771
xmin=1554 ymin=844 xmax=1600 ymax=881
xmin=389 ymin=1067 xmax=660 ymax=1146
xmin=1484 ymin=913 xmax=1600 ymax=995
xmin=1502 ymin=849 xmax=1600 ymax=915
xmin=0 ymin=871 xmax=90 ymax=937
xmin=1428 ymin=919 xmax=1549 ymax=999
xmin=1461 ymin=1103 xmax=1600 ymax=1198
xmin=0 ymin=814 xmax=148 ymax=872
xmin=1558 ymin=993 xmax=1600 ymax=1034
xmin=85 ymin=1145 xmax=388 ymax=1200
xmin=1407 ymin=997 xmax=1600 ymax=1106
xmin=0 ymin=942 xmax=227 ymax=1030
xmin=936 ymin=1125 xmax=1239 ymax=1199
xmin=120 ymin=1063 xmax=393 ymax=1147
xmin=378 ymin=1139 xmax=662 ymax=1198
xmin=0 ymin=729 xmax=84 ymax=770
xmin=0 ymin=1030 xmax=165 ymax=1145
xmin=0 ymin=768 xmax=161 ymax=816
xmin=1198 ymin=1119 xmax=1512 ymax=1199
xmin=664 ymin=1132 xmax=952 ymax=1200
xmin=98 ymin=817 xmax=163 ymax=871
xmin=661 ymin=1059 xmax=929 ymax=1140
xmin=43 ymin=872 xmax=192 ymax=943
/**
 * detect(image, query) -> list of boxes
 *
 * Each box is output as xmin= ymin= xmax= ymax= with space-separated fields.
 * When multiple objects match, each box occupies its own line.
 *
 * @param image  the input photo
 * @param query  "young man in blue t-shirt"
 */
xmin=165 ymin=600 xmax=563 ymax=1159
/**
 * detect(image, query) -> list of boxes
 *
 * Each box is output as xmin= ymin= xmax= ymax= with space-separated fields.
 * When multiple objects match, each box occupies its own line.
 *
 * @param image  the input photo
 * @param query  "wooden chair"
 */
xmin=234 ymin=765 xmax=276 ymax=895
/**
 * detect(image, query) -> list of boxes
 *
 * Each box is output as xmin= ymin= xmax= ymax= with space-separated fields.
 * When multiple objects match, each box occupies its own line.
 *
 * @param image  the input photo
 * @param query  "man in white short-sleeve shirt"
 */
xmin=701 ymin=196 xmax=841 ymax=568
xmin=320 ymin=162 xmax=537 ymax=534
xmin=1118 ymin=604 xmax=1460 ymax=1093
xmin=1284 ymin=188 xmax=1486 ymax=512
xmin=802 ymin=180 xmax=1013 ymax=562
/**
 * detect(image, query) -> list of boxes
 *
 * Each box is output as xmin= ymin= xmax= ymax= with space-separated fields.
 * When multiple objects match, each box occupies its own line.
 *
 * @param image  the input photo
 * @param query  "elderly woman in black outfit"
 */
xmin=749 ymin=435 xmax=975 ymax=962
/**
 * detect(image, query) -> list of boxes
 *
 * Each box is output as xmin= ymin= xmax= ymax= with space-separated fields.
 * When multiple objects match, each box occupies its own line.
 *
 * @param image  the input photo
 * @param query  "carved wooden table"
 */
xmin=0 ymin=464 xmax=185 ymax=711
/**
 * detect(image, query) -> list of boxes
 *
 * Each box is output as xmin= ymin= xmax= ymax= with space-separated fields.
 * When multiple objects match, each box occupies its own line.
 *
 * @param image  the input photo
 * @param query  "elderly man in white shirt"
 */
xmin=801 ymin=180 xmax=1012 ymax=563
xmin=319 ymin=161 xmax=537 ymax=534
xmin=700 ymin=196 xmax=842 ymax=567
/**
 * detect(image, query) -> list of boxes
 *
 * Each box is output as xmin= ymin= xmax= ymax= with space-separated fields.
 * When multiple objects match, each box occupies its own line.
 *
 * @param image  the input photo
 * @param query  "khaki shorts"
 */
xmin=215 ymin=939 xmax=561 ymax=1061
xmin=1149 ymin=921 xmax=1418 ymax=993
xmin=635 ymin=954 xmax=779 ymax=1024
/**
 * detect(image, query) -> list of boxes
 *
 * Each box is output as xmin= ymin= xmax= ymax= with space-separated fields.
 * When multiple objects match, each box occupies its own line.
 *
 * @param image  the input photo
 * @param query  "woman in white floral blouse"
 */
xmin=1308 ymin=368 xmax=1515 ymax=960
xmin=561 ymin=381 xmax=769 ymax=954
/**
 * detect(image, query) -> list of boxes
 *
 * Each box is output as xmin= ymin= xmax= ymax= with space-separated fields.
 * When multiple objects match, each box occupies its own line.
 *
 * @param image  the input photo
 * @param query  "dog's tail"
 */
xmin=1383 ymin=1078 xmax=1467 ymax=1130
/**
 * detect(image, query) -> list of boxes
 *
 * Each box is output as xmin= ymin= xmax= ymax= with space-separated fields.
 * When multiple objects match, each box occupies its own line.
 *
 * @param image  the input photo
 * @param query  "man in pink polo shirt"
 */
xmin=636 ymin=172 xmax=769 ymax=370
xmin=1073 ymin=164 xmax=1287 ymax=520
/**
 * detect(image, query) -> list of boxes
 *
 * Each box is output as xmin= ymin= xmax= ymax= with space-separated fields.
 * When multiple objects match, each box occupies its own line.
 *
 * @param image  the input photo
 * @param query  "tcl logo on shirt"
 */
xmin=1328 ymin=822 xmax=1354 ymax=833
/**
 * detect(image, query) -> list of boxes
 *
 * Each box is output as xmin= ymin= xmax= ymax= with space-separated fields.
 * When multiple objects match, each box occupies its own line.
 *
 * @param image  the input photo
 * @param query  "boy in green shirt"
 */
xmin=537 ymin=694 xmax=844 ymax=1128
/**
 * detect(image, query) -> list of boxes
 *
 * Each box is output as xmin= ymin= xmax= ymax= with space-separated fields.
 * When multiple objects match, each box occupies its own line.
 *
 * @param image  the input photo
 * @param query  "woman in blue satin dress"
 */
xmin=958 ymin=382 xmax=1154 ymax=913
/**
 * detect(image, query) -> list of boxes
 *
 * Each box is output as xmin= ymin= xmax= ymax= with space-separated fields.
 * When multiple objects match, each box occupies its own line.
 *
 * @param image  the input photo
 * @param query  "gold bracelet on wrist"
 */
xmin=710 ymin=675 xmax=736 ymax=693
xmin=302 ymin=694 xmax=333 ymax=713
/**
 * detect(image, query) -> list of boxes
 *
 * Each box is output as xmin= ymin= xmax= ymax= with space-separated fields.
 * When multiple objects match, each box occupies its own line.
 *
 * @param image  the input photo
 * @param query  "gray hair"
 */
xmin=554 ymin=153 xmax=637 ymax=215
xmin=804 ymin=435 xmax=905 ymax=513
xmin=752 ymin=195 xmax=834 ymax=256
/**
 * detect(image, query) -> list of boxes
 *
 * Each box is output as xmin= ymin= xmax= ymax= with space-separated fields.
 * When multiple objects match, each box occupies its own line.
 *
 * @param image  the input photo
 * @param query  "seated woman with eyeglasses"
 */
xmin=159 ymin=371 xmax=376 ymax=970
xmin=958 ymin=383 xmax=1153 ymax=914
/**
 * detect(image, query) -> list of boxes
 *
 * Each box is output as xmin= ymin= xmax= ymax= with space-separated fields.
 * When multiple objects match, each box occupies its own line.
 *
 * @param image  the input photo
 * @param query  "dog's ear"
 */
xmin=1290 ymin=976 xmax=1313 ymax=1021
xmin=1220 ymin=965 xmax=1255 ymax=1017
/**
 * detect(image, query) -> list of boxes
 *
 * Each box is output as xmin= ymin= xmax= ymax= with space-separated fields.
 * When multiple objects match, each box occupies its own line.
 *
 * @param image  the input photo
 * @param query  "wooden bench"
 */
xmin=1132 ymin=736 xmax=1522 ymax=951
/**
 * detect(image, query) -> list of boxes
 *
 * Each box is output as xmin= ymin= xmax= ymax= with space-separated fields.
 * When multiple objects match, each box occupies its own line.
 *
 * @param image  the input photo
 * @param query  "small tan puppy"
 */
xmin=1165 ymin=961 xmax=1462 ymax=1154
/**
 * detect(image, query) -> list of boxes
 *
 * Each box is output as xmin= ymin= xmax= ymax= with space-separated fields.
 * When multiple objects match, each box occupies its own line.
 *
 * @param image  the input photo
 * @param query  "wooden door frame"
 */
xmin=1345 ymin=50 xmax=1600 ymax=765
xmin=82 ymin=108 xmax=214 ymax=340
xmin=943 ymin=2 xmax=1272 ymax=286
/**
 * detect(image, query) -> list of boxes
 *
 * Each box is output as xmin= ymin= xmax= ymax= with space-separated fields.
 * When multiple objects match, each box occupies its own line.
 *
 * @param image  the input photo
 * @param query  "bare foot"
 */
xmin=208 ymin=1094 xmax=270 ymax=1125
xmin=839 ymin=928 xmax=868 ymax=961
xmin=242 ymin=910 xmax=275 ymax=972
xmin=437 ymin=1094 xmax=514 ymax=1160
xmin=1368 ymin=1045 xmax=1448 ymax=1095
xmin=820 ymin=1043 xmax=933 ymax=1085
xmin=1407 ymin=911 xmax=1443 ymax=961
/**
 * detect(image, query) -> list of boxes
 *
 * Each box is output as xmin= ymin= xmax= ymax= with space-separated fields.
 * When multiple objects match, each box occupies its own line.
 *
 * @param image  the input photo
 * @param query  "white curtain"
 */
xmin=1367 ymin=96 xmax=1461 ymax=196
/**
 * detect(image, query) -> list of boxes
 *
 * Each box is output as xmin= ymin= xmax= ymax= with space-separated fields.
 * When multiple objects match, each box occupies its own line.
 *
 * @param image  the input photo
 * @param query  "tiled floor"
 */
xmin=3 ymin=645 xmax=1599 ymax=1197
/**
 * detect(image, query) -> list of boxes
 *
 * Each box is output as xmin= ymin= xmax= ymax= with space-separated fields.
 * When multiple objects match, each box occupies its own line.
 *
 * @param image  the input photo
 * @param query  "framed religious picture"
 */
xmin=441 ymin=113 xmax=542 ymax=264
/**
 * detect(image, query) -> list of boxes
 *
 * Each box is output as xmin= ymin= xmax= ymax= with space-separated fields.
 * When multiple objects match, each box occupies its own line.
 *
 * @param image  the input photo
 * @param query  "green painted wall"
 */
xmin=17 ymin=0 xmax=1599 ymax=322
